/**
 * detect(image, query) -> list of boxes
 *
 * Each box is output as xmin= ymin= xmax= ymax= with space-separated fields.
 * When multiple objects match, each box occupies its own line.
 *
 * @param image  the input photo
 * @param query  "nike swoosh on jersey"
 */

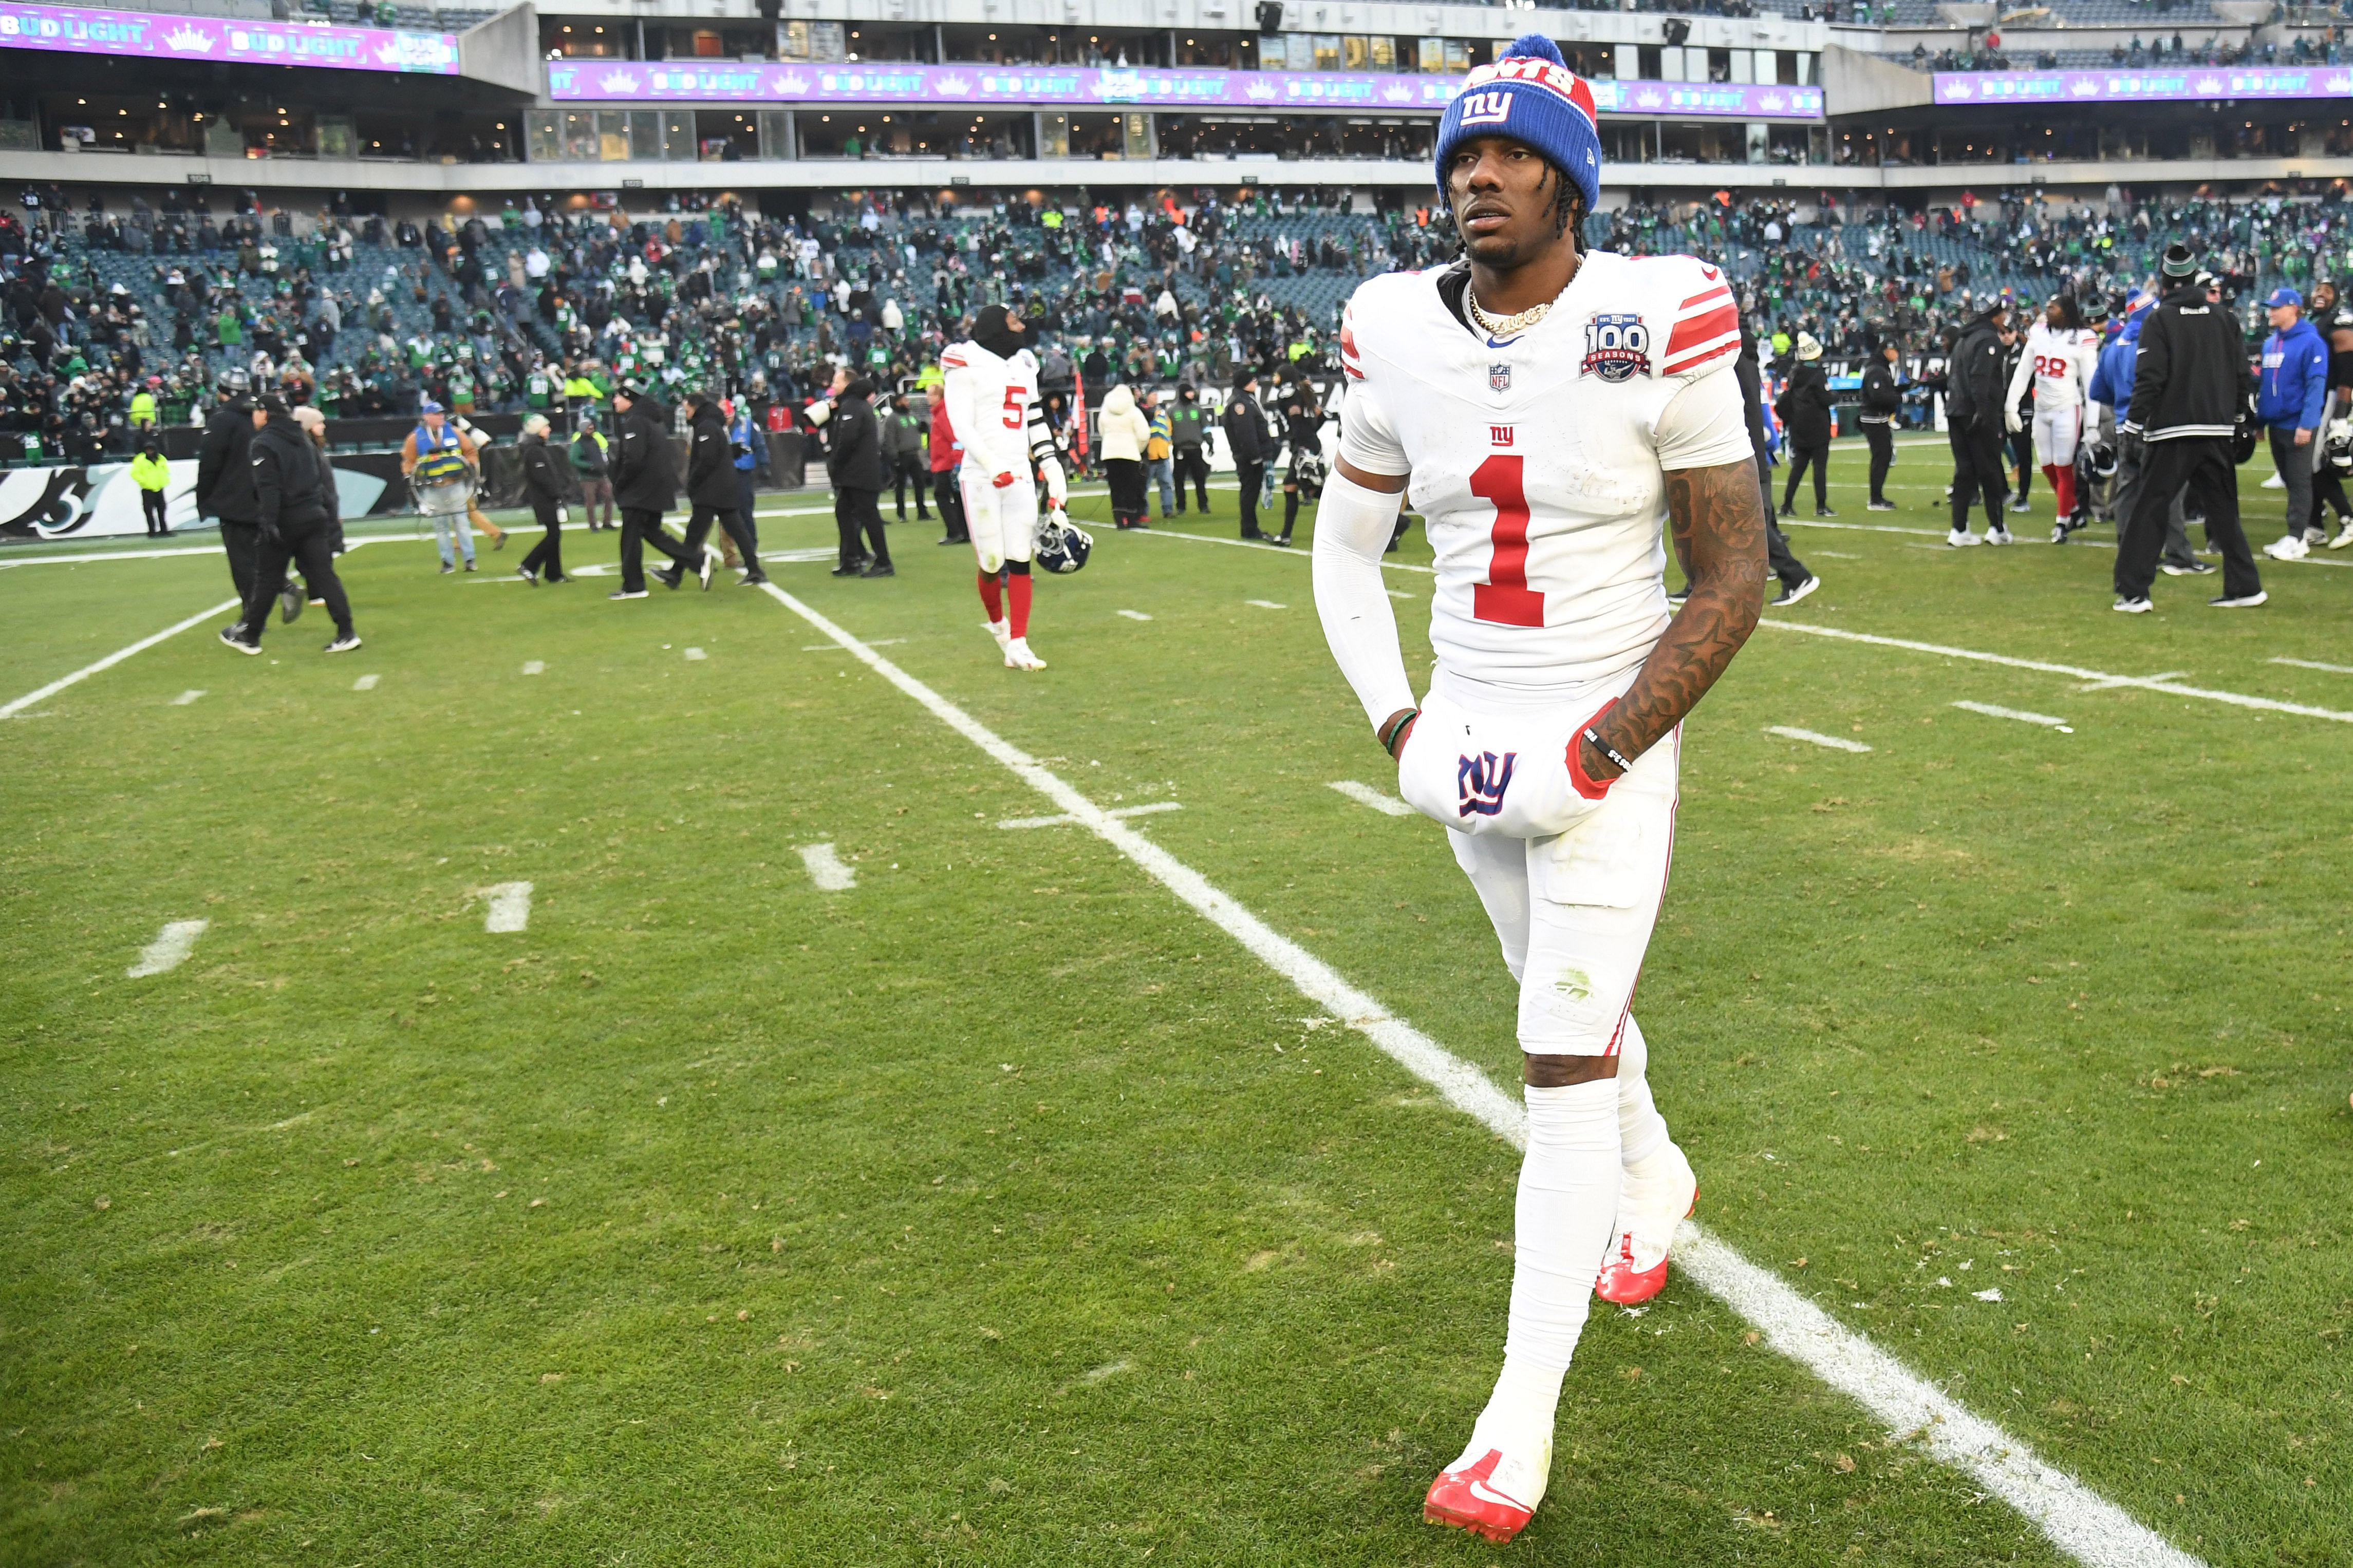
xmin=1485 ymin=335 xmax=1523 ymax=350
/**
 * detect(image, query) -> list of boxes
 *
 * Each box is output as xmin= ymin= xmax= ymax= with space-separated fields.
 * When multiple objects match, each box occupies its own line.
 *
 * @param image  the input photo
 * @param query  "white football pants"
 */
xmin=961 ymin=466 xmax=1036 ymax=574
xmin=2032 ymin=402 xmax=2083 ymax=469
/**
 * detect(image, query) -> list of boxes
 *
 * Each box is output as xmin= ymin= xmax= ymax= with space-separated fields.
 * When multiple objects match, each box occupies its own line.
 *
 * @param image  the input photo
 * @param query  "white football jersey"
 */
xmin=2007 ymin=320 xmax=2097 ymax=411
xmin=1339 ymin=251 xmax=1751 ymax=696
xmin=941 ymin=339 xmax=1039 ymax=480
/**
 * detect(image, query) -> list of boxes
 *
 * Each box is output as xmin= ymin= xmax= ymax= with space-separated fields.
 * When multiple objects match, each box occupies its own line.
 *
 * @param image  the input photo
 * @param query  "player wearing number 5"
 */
xmin=943 ymin=304 xmax=1069 ymax=671
xmin=1310 ymin=33 xmax=1767 ymax=1546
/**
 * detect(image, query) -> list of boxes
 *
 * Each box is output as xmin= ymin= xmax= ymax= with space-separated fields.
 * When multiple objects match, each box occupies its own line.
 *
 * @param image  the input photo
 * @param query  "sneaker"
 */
xmin=1814 ymin=506 xmax=1837 ymax=519
xmin=2159 ymin=560 xmax=2215 ymax=576
xmin=1947 ymin=528 xmax=1982 ymax=548
xmin=278 ymin=582 xmax=304 ymax=624
xmin=1868 ymin=499 xmax=1896 ymax=512
xmin=697 ymin=543 xmax=718 ymax=590
xmin=2304 ymin=526 xmax=2328 ymax=546
xmin=740 ymin=572 xmax=770 ymax=587
xmin=323 ymin=631 xmax=362 ymax=654
xmin=1769 ymin=574 xmax=1820 ymax=608
xmin=2051 ymin=522 xmax=2071 ymax=544
xmin=937 ymin=536 xmax=964 ymax=546
xmin=439 ymin=562 xmax=456 ymax=575
xmin=2008 ymin=497 xmax=2033 ymax=513
xmin=2264 ymin=533 xmax=2310 ymax=561
xmin=1268 ymin=534 xmax=1292 ymax=548
xmin=1595 ymin=1142 xmax=1697 ymax=1306
xmin=2210 ymin=590 xmax=2268 ymax=608
xmin=860 ymin=561 xmax=895 ymax=578
xmin=655 ymin=565 xmax=684 ymax=591
xmin=2330 ymin=520 xmax=2353 ymax=550
xmin=1004 ymin=636 xmax=1047 ymax=671
xmin=1423 ymin=1429 xmax=1551 ymax=1545
xmin=829 ymin=559 xmax=869 ymax=578
xmin=218 ymin=626 xmax=262 ymax=655
xmin=463 ymin=560 xmax=477 ymax=573
xmin=491 ymin=531 xmax=507 ymax=551
xmin=517 ymin=566 xmax=538 ymax=586
xmin=608 ymin=588 xmax=649 ymax=601
xmin=2113 ymin=595 xmax=2152 ymax=613
xmin=1986 ymin=525 xmax=2014 ymax=545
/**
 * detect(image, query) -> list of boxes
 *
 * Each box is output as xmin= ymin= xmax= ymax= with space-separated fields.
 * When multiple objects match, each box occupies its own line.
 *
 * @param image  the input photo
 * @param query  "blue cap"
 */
xmin=2267 ymin=287 xmax=2303 ymax=309
xmin=419 ymin=398 xmax=444 ymax=413
xmin=1433 ymin=34 xmax=1603 ymax=215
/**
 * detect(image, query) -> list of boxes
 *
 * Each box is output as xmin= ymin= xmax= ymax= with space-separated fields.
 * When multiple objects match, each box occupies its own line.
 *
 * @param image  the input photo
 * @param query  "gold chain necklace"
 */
xmin=1467 ymin=287 xmax=1559 ymax=339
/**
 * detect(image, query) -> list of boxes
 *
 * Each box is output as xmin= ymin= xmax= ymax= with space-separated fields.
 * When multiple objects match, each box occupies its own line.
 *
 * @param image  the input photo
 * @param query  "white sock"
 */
xmin=1482 ymin=1077 xmax=1622 ymax=1444
xmin=1616 ymin=1014 xmax=1670 ymax=1170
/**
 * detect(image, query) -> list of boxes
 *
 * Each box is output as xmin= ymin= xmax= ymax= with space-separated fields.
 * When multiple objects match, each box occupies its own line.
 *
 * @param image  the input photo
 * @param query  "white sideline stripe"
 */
xmin=1765 ymin=725 xmax=1873 ymax=753
xmin=1328 ymin=779 xmax=1414 ymax=815
xmin=171 ymin=689 xmax=206 ymax=706
xmin=757 ymin=579 xmax=2205 ymax=1568
xmin=1952 ymin=700 xmax=2073 ymax=731
xmin=352 ymin=674 xmax=381 ymax=691
xmin=480 ymin=881 xmax=533 ymax=933
xmin=799 ymin=842 xmax=855 ymax=891
xmin=522 ymin=660 xmax=546 ymax=675
xmin=1 ymin=597 xmax=242 ymax=721
xmin=2270 ymin=655 xmax=2353 ymax=675
xmin=999 ymin=800 xmax=1185 ymax=831
xmin=1117 ymin=609 xmax=1154 ymax=621
xmin=128 ymin=919 xmax=208 ymax=978
xmin=1762 ymin=620 xmax=2353 ymax=725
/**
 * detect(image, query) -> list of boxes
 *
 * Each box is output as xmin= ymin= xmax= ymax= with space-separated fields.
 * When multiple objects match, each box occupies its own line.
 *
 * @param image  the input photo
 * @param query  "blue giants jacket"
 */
xmin=2087 ymin=306 xmax=2149 ymax=414
xmin=2257 ymin=315 xmax=2328 ymax=432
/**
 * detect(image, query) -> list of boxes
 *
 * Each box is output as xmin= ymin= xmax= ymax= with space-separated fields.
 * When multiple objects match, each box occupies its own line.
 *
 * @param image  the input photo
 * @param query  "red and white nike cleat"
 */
xmin=1595 ymin=1142 xmax=1698 ymax=1306
xmin=1423 ymin=1432 xmax=1551 ymax=1544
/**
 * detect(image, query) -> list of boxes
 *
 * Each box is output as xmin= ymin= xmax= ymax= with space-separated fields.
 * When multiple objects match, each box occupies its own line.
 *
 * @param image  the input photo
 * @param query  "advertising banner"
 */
xmin=546 ymin=61 xmax=1825 ymax=120
xmin=0 ymin=0 xmax=458 ymax=73
xmin=1932 ymin=66 xmax=2353 ymax=106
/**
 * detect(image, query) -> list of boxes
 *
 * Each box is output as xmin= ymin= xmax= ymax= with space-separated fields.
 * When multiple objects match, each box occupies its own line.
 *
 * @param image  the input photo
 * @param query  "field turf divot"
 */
xmin=756 ymin=580 xmax=2210 ymax=1568
xmin=127 ymin=919 xmax=208 ymax=977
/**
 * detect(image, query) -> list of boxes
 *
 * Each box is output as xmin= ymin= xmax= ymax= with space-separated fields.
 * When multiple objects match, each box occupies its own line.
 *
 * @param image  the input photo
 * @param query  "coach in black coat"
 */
xmin=676 ymin=391 xmax=766 ymax=588
xmin=608 ymin=384 xmax=697 ymax=598
xmin=1222 ymin=376 xmax=1268 ymax=539
xmin=196 ymin=384 xmax=263 ymax=622
xmin=1945 ymin=304 xmax=2013 ymax=537
xmin=232 ymin=395 xmax=355 ymax=649
xmin=1774 ymin=335 xmax=1834 ymax=517
xmin=516 ymin=415 xmax=568 ymax=584
xmin=827 ymin=379 xmax=891 ymax=578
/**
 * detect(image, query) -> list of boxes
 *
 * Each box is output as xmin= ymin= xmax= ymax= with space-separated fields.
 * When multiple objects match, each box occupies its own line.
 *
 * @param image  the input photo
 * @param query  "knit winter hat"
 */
xmin=2161 ymin=242 xmax=2197 ymax=280
xmin=1433 ymin=34 xmax=1602 ymax=215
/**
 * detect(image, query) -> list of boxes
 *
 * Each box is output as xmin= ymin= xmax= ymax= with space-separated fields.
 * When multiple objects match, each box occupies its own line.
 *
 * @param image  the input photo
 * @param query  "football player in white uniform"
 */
xmin=2004 ymin=294 xmax=2099 ymax=538
xmin=1311 ymin=34 xmax=1767 ymax=1546
xmin=942 ymin=304 xmax=1069 ymax=670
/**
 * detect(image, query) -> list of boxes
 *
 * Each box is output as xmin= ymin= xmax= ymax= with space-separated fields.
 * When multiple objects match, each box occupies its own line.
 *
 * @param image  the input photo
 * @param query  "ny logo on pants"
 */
xmin=1456 ymin=750 xmax=1517 ymax=818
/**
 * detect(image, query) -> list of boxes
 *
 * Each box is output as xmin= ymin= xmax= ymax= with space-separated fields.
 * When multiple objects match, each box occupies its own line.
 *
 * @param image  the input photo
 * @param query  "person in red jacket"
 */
xmin=928 ymin=381 xmax=967 ymax=546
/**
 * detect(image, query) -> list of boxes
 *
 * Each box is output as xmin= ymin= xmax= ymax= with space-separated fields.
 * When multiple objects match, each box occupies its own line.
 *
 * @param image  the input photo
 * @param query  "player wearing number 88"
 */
xmin=1311 ymin=30 xmax=1769 ymax=1548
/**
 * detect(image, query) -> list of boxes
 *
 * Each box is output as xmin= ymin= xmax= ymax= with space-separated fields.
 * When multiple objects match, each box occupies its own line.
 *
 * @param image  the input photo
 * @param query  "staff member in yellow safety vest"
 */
xmin=132 ymin=439 xmax=172 ymax=536
xmin=402 ymin=400 xmax=483 ymax=573
xmin=129 ymin=381 xmax=160 ymax=431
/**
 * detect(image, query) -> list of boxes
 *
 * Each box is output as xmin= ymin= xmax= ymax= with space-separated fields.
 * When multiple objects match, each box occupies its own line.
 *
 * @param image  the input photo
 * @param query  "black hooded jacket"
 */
xmin=684 ymin=401 xmax=740 ymax=508
xmin=611 ymin=396 xmax=677 ymax=511
xmin=196 ymin=399 xmax=258 ymax=523
xmin=1945 ymin=311 xmax=2010 ymax=425
xmin=249 ymin=411 xmax=330 ymax=537
xmin=2124 ymin=282 xmax=2255 ymax=444
xmin=825 ymin=389 xmax=886 ymax=492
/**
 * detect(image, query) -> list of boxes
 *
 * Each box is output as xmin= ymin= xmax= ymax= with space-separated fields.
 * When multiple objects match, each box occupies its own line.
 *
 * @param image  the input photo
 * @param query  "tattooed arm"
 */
xmin=1578 ymin=457 xmax=1766 ymax=782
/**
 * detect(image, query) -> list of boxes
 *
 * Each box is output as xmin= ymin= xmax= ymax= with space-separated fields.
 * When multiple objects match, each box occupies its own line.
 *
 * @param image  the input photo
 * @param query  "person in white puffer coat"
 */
xmin=1096 ymin=381 xmax=1153 ymax=531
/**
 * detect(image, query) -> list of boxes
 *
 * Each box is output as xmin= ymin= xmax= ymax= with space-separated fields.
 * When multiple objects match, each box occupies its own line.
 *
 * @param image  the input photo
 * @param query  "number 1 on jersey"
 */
xmin=1470 ymin=455 xmax=1544 ymax=628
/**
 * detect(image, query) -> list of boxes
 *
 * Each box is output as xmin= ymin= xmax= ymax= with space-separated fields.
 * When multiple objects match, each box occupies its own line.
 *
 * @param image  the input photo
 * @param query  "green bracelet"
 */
xmin=1380 ymin=708 xmax=1419 ymax=757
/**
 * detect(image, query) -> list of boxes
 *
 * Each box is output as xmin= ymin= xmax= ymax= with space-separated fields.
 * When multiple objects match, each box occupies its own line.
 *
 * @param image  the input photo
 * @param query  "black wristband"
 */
xmin=1583 ymin=726 xmax=1635 ymax=776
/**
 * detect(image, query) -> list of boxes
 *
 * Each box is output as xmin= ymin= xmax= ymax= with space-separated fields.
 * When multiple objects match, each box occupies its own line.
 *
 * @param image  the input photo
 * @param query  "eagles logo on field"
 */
xmin=1580 ymin=312 xmax=1650 ymax=383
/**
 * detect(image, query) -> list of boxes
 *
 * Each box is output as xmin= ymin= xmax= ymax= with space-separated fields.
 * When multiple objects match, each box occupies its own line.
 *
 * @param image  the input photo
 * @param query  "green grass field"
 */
xmin=4 ymin=436 xmax=2348 ymax=1566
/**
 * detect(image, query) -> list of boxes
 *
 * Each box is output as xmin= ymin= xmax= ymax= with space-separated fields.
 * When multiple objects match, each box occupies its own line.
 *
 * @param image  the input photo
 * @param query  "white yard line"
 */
xmin=1117 ymin=609 xmax=1154 ymax=621
xmin=999 ymin=800 xmax=1185 ymax=831
xmin=1953 ymin=700 xmax=2074 ymax=732
xmin=1764 ymin=725 xmax=1873 ymax=753
xmin=1 ymin=597 xmax=242 ymax=720
xmin=1762 ymin=620 xmax=2353 ymax=726
xmin=2270 ymin=655 xmax=2353 ymax=675
xmin=802 ymin=638 xmax=905 ymax=652
xmin=799 ymin=842 xmax=855 ymax=891
xmin=1244 ymin=599 xmax=1288 ymax=610
xmin=479 ymin=881 xmax=534 ymax=933
xmin=1328 ymin=779 xmax=1415 ymax=815
xmin=170 ymin=689 xmax=206 ymax=706
xmin=127 ymin=919 xmax=208 ymax=978
xmin=522 ymin=660 xmax=545 ymax=675
xmin=758 ymin=579 xmax=2204 ymax=1568
xmin=351 ymin=674 xmax=381 ymax=692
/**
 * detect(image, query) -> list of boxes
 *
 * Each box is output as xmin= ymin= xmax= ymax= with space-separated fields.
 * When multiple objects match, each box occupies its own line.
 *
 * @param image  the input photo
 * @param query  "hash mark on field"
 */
xmin=1244 ymin=599 xmax=1287 ymax=610
xmin=1386 ymin=589 xmax=1415 ymax=599
xmin=1328 ymin=780 xmax=1414 ymax=816
xmin=480 ymin=881 xmax=534 ymax=933
xmin=759 ymin=579 xmax=2209 ymax=1568
xmin=2074 ymin=671 xmax=2183 ymax=693
xmin=1765 ymin=726 xmax=1873 ymax=753
xmin=128 ymin=919 xmax=208 ymax=978
xmin=352 ymin=674 xmax=380 ymax=692
xmin=522 ymin=660 xmax=545 ymax=676
xmin=171 ymin=689 xmax=206 ymax=706
xmin=2270 ymin=656 xmax=2353 ymax=675
xmin=684 ymin=647 xmax=708 ymax=662
xmin=1117 ymin=609 xmax=1154 ymax=621
xmin=799 ymin=843 xmax=855 ymax=891
xmin=1000 ymin=801 xmax=1184 ymax=830
xmin=1953 ymin=701 xmax=2072 ymax=732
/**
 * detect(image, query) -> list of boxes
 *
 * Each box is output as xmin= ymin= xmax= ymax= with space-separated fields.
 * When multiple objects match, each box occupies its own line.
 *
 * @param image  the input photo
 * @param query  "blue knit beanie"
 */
xmin=1432 ymin=34 xmax=1603 ymax=215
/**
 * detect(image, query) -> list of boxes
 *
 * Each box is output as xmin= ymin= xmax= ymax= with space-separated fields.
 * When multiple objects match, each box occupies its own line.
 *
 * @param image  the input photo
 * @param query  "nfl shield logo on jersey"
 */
xmin=1489 ymin=362 xmax=1511 ymax=393
xmin=1580 ymin=313 xmax=1651 ymax=383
